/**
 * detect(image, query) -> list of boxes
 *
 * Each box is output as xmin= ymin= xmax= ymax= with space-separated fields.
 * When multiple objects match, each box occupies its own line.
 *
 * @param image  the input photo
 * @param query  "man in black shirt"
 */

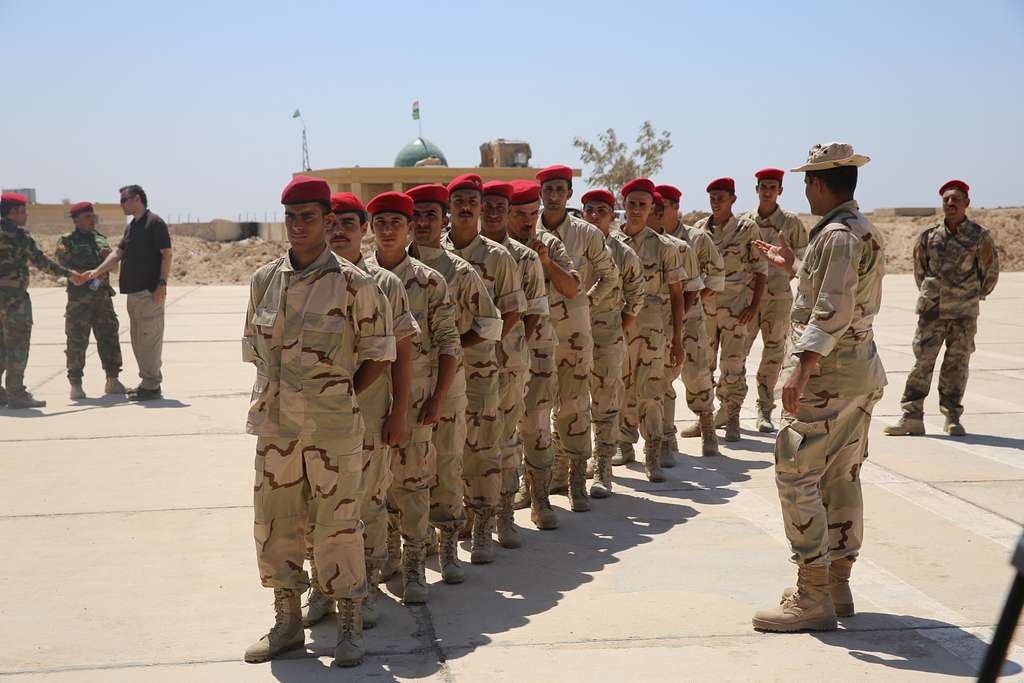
xmin=87 ymin=185 xmax=173 ymax=400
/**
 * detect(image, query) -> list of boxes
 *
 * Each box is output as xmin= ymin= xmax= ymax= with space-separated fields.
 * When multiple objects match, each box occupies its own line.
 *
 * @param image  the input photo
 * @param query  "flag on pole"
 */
xmin=412 ymin=100 xmax=420 ymax=121
xmin=292 ymin=109 xmax=301 ymax=119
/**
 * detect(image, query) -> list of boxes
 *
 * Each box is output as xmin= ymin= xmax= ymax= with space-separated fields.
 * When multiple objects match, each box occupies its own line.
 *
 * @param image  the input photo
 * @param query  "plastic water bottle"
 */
xmin=88 ymin=278 xmax=100 ymax=291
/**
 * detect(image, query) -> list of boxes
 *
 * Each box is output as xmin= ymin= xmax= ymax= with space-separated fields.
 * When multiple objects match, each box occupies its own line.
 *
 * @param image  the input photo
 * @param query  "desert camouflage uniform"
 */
xmin=55 ymin=228 xmax=122 ymax=382
xmin=414 ymin=245 xmax=503 ymax=519
xmin=539 ymin=213 xmax=619 ymax=482
xmin=669 ymin=222 xmax=722 ymax=417
xmin=591 ymin=234 xmax=645 ymax=462
xmin=659 ymin=231 xmax=704 ymax=444
xmin=243 ymin=246 xmax=395 ymax=600
xmin=774 ymin=200 xmax=886 ymax=568
xmin=692 ymin=215 xmax=767 ymax=411
xmin=443 ymin=233 xmax=527 ymax=507
xmin=616 ymin=227 xmax=684 ymax=448
xmin=897 ymin=218 xmax=999 ymax=421
xmin=741 ymin=206 xmax=808 ymax=413
xmin=0 ymin=217 xmax=72 ymax=396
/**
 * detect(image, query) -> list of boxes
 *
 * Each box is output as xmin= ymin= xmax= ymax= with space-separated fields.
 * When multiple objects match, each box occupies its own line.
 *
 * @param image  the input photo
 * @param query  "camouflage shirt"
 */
xmin=790 ymin=200 xmax=886 ymax=396
xmin=0 ymin=217 xmax=71 ymax=290
xmin=497 ymin=234 xmax=545 ymax=371
xmin=741 ymin=205 xmax=808 ymax=297
xmin=55 ymin=228 xmax=115 ymax=298
xmin=538 ymin=212 xmax=619 ymax=311
xmin=671 ymin=220 xmax=725 ymax=292
xmin=616 ymin=226 xmax=685 ymax=324
xmin=913 ymin=218 xmax=999 ymax=320
xmin=596 ymin=233 xmax=645 ymax=321
xmin=518 ymin=230 xmax=573 ymax=350
xmin=692 ymin=214 xmax=766 ymax=295
xmin=242 ymin=246 xmax=396 ymax=440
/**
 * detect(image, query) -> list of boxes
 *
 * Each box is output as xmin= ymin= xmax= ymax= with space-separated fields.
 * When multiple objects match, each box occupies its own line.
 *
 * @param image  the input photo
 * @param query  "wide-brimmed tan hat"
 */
xmin=791 ymin=142 xmax=870 ymax=172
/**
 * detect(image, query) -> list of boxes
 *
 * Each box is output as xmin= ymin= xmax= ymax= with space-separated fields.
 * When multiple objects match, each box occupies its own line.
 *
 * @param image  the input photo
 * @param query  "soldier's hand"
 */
xmin=753 ymin=229 xmax=795 ymax=275
xmin=670 ymin=335 xmax=685 ymax=367
xmin=782 ymin=352 xmax=818 ymax=414
xmin=530 ymin=239 xmax=549 ymax=262
xmin=737 ymin=304 xmax=757 ymax=324
xmin=152 ymin=285 xmax=167 ymax=305
xmin=418 ymin=394 xmax=442 ymax=426
xmin=82 ymin=269 xmax=99 ymax=281
xmin=68 ymin=271 xmax=86 ymax=286
xmin=382 ymin=412 xmax=408 ymax=446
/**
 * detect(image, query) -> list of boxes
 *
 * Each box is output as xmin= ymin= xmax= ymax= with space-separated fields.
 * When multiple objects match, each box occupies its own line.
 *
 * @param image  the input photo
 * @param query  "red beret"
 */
xmin=482 ymin=181 xmax=513 ymax=199
xmin=407 ymin=183 xmax=449 ymax=206
xmin=755 ymin=168 xmax=785 ymax=183
xmin=620 ymin=178 xmax=656 ymax=198
xmin=330 ymin=192 xmax=365 ymax=214
xmin=509 ymin=180 xmax=541 ymax=205
xmin=367 ymin=192 xmax=414 ymax=218
xmin=281 ymin=175 xmax=331 ymax=205
xmin=536 ymin=165 xmax=573 ymax=184
xmin=581 ymin=189 xmax=615 ymax=207
xmin=69 ymin=201 xmax=94 ymax=216
xmin=652 ymin=191 xmax=665 ymax=207
xmin=1 ymin=192 xmax=28 ymax=205
xmin=939 ymin=179 xmax=970 ymax=196
xmin=654 ymin=184 xmax=681 ymax=202
xmin=706 ymin=177 xmax=736 ymax=193
xmin=447 ymin=173 xmax=483 ymax=193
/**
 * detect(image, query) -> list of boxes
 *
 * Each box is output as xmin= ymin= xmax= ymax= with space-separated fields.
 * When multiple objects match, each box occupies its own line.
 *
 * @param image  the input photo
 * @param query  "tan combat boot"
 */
xmin=334 ymin=598 xmax=364 ymax=667
xmin=362 ymin=562 xmax=382 ymax=629
xmin=589 ymin=448 xmax=613 ymax=499
xmin=470 ymin=508 xmax=497 ymax=564
xmin=527 ymin=469 xmax=559 ymax=530
xmin=302 ymin=563 xmax=336 ymax=627
xmin=568 ymin=457 xmax=591 ymax=512
xmin=612 ymin=442 xmax=635 ymax=466
xmin=104 ymin=376 xmax=127 ymax=394
xmin=659 ymin=437 xmax=676 ymax=468
xmin=752 ymin=564 xmax=837 ymax=632
xmin=699 ymin=412 xmax=720 ymax=457
xmin=244 ymin=588 xmax=305 ymax=663
xmin=380 ymin=519 xmax=401 ymax=582
xmin=438 ymin=526 xmax=465 ymax=584
xmin=944 ymin=415 xmax=966 ymax=437
xmin=781 ymin=556 xmax=856 ymax=618
xmin=69 ymin=382 xmax=86 ymax=400
xmin=678 ymin=421 xmax=702 ymax=438
xmin=401 ymin=543 xmax=428 ymax=604
xmin=713 ymin=405 xmax=728 ymax=429
xmin=756 ymin=402 xmax=775 ymax=433
xmin=7 ymin=391 xmax=45 ymax=409
xmin=513 ymin=473 xmax=531 ymax=510
xmin=548 ymin=451 xmax=569 ymax=494
xmin=496 ymin=493 xmax=522 ymax=549
xmin=644 ymin=441 xmax=666 ymax=483
xmin=724 ymin=408 xmax=741 ymax=442
xmin=459 ymin=509 xmax=474 ymax=541
xmin=883 ymin=416 xmax=925 ymax=436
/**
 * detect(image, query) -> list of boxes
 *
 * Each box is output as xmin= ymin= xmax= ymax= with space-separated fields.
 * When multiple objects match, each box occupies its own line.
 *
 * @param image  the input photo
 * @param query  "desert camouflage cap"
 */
xmin=791 ymin=142 xmax=870 ymax=172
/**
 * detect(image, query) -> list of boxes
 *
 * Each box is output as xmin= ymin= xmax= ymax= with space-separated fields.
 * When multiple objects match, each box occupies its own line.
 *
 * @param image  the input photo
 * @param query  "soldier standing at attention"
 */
xmin=55 ymin=202 xmax=126 ymax=400
xmin=614 ymin=179 xmax=685 ymax=482
xmin=242 ymin=176 xmax=395 ymax=667
xmin=658 ymin=184 xmax=722 ymax=457
xmin=580 ymin=188 xmax=644 ymax=495
xmin=479 ymin=180 xmax=542 ymax=547
xmin=507 ymin=180 xmax=577 ymax=530
xmin=0 ymin=191 xmax=85 ymax=409
xmin=536 ymin=165 xmax=619 ymax=512
xmin=884 ymin=179 xmax=998 ymax=437
xmin=408 ymin=183 xmax=504 ymax=566
xmin=741 ymin=169 xmax=809 ymax=433
xmin=750 ymin=143 xmax=885 ymax=633
xmin=692 ymin=178 xmax=767 ymax=442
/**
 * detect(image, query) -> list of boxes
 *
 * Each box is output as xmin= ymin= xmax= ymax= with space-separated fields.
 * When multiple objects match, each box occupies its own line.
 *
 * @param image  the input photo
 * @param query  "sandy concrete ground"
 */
xmin=1 ymin=273 xmax=1023 ymax=682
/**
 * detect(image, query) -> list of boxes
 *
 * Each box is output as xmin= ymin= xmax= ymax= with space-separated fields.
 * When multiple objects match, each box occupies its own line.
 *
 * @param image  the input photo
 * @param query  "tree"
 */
xmin=573 ymin=121 xmax=673 ymax=198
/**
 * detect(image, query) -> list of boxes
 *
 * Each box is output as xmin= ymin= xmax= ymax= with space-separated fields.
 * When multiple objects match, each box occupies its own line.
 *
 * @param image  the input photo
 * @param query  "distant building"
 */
xmin=2 ymin=188 xmax=38 ymax=204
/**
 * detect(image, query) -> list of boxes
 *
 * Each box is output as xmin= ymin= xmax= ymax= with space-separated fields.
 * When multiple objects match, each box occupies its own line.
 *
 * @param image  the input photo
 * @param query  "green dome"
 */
xmin=394 ymin=137 xmax=448 ymax=167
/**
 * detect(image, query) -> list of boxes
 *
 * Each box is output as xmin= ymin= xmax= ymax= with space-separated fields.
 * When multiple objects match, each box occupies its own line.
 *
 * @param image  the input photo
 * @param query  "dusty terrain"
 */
xmin=27 ymin=208 xmax=1023 ymax=286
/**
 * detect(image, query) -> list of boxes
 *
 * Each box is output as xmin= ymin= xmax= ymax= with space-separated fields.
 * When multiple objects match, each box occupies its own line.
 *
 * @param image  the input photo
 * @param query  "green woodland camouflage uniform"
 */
xmin=243 ymin=246 xmax=395 ymax=602
xmin=692 ymin=214 xmax=768 ymax=412
xmin=659 ymin=231 xmax=704 ymax=445
xmin=741 ymin=206 xmax=808 ymax=415
xmin=616 ymin=226 xmax=685 ymax=451
xmin=774 ymin=200 xmax=886 ymax=569
xmin=0 ymin=217 xmax=72 ymax=396
xmin=897 ymin=218 xmax=999 ymax=421
xmin=55 ymin=228 xmax=122 ymax=382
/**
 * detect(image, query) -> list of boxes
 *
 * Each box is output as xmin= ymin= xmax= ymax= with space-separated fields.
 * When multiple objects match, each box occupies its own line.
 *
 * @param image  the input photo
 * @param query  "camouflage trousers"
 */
xmin=663 ymin=306 xmax=715 ymax=441
xmin=744 ymin=292 xmax=792 ymax=412
xmin=0 ymin=289 xmax=32 ymax=395
xmin=463 ymin=373 xmax=502 ymax=513
xmin=590 ymin=329 xmax=626 ymax=460
xmin=774 ymin=388 xmax=883 ymax=567
xmin=520 ymin=347 xmax=557 ymax=480
xmin=552 ymin=314 xmax=594 ymax=464
xmin=703 ymin=288 xmax=755 ymax=411
xmin=498 ymin=367 xmax=529 ymax=496
xmin=900 ymin=316 xmax=977 ymax=421
xmin=65 ymin=294 xmax=122 ymax=382
xmin=620 ymin=308 xmax=667 ymax=446
xmin=389 ymin=434 xmax=437 ymax=552
xmin=430 ymin=393 xmax=467 ymax=531
xmin=254 ymin=435 xmax=367 ymax=600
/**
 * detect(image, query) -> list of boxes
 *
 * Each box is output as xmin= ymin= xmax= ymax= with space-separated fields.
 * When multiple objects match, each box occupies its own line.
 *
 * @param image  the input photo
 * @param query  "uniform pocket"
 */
xmin=301 ymin=313 xmax=346 ymax=370
xmin=774 ymin=418 xmax=830 ymax=474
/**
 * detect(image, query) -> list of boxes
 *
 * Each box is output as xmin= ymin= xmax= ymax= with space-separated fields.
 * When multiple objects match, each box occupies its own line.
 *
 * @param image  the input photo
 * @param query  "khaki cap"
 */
xmin=791 ymin=142 xmax=870 ymax=172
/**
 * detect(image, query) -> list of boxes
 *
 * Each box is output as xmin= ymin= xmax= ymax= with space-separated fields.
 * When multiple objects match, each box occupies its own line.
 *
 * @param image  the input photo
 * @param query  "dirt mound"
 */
xmin=22 ymin=208 xmax=1024 ymax=287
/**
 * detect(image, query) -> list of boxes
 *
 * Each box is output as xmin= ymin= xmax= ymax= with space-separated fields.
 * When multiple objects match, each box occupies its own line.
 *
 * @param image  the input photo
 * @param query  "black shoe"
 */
xmin=127 ymin=387 xmax=163 ymax=401
xmin=8 ymin=392 xmax=46 ymax=409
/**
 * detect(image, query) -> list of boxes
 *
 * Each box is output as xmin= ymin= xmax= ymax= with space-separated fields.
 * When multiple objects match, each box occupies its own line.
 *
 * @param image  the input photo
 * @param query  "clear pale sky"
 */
xmin=3 ymin=0 xmax=1022 ymax=222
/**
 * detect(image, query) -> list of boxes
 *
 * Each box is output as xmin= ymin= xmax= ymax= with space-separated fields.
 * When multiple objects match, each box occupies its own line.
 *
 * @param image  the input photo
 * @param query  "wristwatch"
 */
xmin=157 ymin=278 xmax=168 ymax=287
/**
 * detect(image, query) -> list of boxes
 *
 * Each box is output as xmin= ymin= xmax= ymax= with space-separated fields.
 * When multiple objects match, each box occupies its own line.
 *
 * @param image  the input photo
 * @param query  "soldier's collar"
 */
xmin=811 ymin=200 xmax=860 ymax=234
xmin=414 ymin=244 xmax=447 ymax=261
xmin=283 ymin=244 xmax=334 ymax=276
